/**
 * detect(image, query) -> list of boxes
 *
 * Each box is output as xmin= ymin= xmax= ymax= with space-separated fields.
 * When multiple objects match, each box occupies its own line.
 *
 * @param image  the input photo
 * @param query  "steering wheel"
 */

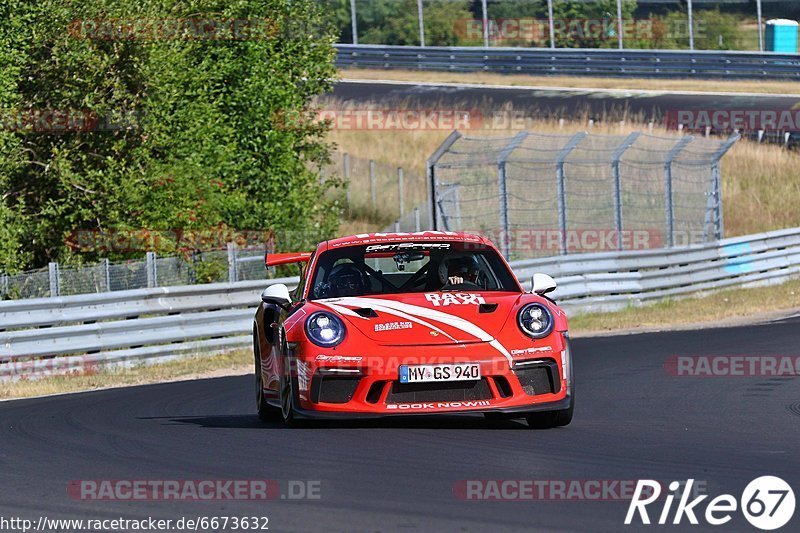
xmin=442 ymin=280 xmax=482 ymax=291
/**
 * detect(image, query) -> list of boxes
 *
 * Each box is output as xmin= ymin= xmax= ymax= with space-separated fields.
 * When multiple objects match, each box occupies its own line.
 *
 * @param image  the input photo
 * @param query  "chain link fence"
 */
xmin=323 ymin=151 xmax=432 ymax=231
xmin=0 ymin=244 xmax=273 ymax=301
xmin=429 ymin=130 xmax=739 ymax=260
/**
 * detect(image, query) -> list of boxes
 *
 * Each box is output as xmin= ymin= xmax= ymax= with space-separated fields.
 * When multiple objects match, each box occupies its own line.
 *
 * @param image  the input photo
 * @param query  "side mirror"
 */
xmin=531 ymin=273 xmax=557 ymax=295
xmin=261 ymin=283 xmax=291 ymax=307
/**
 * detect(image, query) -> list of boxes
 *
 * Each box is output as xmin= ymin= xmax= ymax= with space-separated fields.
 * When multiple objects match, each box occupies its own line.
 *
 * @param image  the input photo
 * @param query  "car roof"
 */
xmin=321 ymin=231 xmax=494 ymax=251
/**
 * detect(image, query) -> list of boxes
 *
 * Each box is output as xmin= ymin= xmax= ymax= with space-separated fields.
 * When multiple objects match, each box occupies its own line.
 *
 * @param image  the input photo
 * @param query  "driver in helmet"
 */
xmin=439 ymin=254 xmax=481 ymax=288
xmin=328 ymin=263 xmax=367 ymax=297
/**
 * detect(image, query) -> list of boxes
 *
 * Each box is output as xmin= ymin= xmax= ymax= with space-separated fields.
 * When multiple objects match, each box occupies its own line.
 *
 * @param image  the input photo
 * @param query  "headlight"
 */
xmin=305 ymin=312 xmax=346 ymax=347
xmin=517 ymin=303 xmax=554 ymax=338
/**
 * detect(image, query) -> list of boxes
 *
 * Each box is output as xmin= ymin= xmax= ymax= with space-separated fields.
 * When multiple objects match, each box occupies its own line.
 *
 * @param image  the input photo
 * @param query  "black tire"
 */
xmin=525 ymin=398 xmax=573 ymax=429
xmin=277 ymin=319 xmax=305 ymax=427
xmin=255 ymin=327 xmax=280 ymax=422
xmin=279 ymin=355 xmax=302 ymax=427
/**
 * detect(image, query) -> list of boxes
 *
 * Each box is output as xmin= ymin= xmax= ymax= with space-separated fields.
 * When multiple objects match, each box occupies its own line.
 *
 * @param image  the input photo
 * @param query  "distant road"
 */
xmin=331 ymin=79 xmax=800 ymax=125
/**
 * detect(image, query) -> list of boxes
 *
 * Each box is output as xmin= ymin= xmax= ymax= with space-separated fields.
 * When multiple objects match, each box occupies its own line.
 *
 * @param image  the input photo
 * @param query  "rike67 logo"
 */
xmin=626 ymin=477 xmax=795 ymax=530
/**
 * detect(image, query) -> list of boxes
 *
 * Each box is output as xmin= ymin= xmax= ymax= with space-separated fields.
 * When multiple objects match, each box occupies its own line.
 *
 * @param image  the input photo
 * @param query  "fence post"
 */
xmin=481 ymin=0 xmax=489 ymax=47
xmin=369 ymin=159 xmax=376 ymax=208
xmin=417 ymin=0 xmax=425 ymax=47
xmin=48 ymin=262 xmax=60 ymax=297
xmin=704 ymin=133 xmax=739 ymax=241
xmin=349 ymin=0 xmax=358 ymax=45
xmin=664 ymin=136 xmax=693 ymax=247
xmin=397 ymin=167 xmax=405 ymax=217
xmin=496 ymin=132 xmax=528 ymax=258
xmin=611 ymin=132 xmax=641 ymax=251
xmin=555 ymin=132 xmax=587 ymax=255
xmin=146 ymin=252 xmax=157 ymax=288
xmin=103 ymin=258 xmax=111 ymax=292
xmin=394 ymin=220 xmax=400 ymax=232
xmin=227 ymin=242 xmax=238 ymax=283
xmin=426 ymin=131 xmax=462 ymax=231
xmin=414 ymin=207 xmax=421 ymax=232
xmin=343 ymin=152 xmax=351 ymax=207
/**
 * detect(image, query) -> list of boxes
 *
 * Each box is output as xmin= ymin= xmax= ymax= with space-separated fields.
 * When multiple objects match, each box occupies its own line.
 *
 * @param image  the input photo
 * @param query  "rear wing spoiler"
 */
xmin=265 ymin=252 xmax=313 ymax=268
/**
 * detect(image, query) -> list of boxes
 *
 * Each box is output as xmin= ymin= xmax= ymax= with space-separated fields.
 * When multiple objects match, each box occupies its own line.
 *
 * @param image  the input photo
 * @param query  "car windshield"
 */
xmin=308 ymin=241 xmax=519 ymax=299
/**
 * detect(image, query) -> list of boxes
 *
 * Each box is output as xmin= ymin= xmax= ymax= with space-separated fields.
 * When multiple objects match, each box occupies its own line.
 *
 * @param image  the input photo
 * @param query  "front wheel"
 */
xmin=525 ymin=397 xmax=573 ymax=429
xmin=255 ymin=331 xmax=280 ymax=422
xmin=279 ymin=359 xmax=303 ymax=427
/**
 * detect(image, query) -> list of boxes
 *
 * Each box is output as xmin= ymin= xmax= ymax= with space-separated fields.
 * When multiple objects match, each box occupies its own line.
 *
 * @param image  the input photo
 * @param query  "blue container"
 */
xmin=765 ymin=19 xmax=798 ymax=53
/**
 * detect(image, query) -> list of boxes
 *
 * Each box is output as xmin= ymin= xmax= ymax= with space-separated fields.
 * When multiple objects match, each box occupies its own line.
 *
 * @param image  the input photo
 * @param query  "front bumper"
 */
xmin=288 ymin=341 xmax=570 ymax=419
xmin=290 ymin=394 xmax=572 ymax=420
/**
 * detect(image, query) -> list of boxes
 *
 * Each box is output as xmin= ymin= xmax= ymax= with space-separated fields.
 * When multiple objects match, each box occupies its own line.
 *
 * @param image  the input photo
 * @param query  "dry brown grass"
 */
xmin=1 ymin=349 xmax=251 ymax=401
xmin=340 ymin=68 xmax=800 ymax=95
xmin=570 ymin=277 xmax=800 ymax=335
xmin=326 ymin=107 xmax=800 ymax=237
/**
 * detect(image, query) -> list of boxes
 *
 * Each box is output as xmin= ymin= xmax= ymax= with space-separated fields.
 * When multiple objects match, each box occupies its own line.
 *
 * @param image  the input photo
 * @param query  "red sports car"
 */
xmin=253 ymin=231 xmax=573 ymax=428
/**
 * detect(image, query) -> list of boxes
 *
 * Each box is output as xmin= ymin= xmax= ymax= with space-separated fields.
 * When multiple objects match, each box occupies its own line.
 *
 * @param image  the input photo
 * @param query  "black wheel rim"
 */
xmin=281 ymin=373 xmax=291 ymax=420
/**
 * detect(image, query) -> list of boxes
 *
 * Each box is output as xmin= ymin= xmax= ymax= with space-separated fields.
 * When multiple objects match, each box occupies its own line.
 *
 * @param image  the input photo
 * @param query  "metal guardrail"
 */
xmin=513 ymin=227 xmax=800 ymax=312
xmin=2 ymin=227 xmax=800 ymax=380
xmin=0 ymin=278 xmax=298 ymax=381
xmin=335 ymin=44 xmax=800 ymax=80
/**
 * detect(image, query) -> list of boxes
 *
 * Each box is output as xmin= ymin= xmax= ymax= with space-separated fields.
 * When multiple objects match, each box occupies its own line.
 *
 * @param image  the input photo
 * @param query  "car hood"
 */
xmin=314 ymin=292 xmax=523 ymax=346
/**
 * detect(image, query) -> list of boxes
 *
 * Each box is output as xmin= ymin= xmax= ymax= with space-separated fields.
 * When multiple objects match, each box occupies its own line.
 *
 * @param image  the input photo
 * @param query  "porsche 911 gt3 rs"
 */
xmin=253 ymin=231 xmax=573 ymax=428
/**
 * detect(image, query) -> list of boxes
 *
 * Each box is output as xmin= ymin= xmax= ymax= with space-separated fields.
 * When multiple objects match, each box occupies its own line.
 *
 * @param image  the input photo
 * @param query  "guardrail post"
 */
xmin=611 ymin=132 xmax=641 ymax=250
xmin=369 ymin=159 xmax=376 ymax=208
xmin=414 ymin=207 xmax=421 ymax=232
xmin=48 ymin=262 xmax=60 ymax=297
xmin=103 ymin=258 xmax=111 ymax=292
xmin=397 ymin=167 xmax=404 ymax=216
xmin=555 ymin=132 xmax=587 ymax=255
xmin=664 ymin=136 xmax=694 ymax=247
xmin=1 ymin=272 xmax=8 ymax=299
xmin=146 ymin=252 xmax=157 ymax=288
xmin=227 ymin=242 xmax=238 ymax=283
xmin=427 ymin=131 xmax=462 ymax=230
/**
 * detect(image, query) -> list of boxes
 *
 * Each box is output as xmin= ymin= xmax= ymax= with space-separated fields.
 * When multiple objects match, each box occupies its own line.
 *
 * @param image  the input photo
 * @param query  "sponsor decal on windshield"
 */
xmin=365 ymin=242 xmax=450 ymax=253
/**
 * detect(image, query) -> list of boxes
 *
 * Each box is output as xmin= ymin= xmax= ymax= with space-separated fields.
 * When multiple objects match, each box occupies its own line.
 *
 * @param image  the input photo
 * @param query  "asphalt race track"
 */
xmin=331 ymin=80 xmax=800 ymax=125
xmin=2 ymin=317 xmax=799 ymax=532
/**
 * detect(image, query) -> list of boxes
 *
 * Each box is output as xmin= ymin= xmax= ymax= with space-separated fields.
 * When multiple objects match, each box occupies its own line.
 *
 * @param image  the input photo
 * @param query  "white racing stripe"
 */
xmin=317 ymin=296 xmax=514 ymax=366
xmin=320 ymin=301 xmax=458 ymax=342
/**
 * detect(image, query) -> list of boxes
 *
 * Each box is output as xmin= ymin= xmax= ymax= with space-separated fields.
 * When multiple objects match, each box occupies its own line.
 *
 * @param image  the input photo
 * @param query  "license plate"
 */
xmin=399 ymin=363 xmax=481 ymax=383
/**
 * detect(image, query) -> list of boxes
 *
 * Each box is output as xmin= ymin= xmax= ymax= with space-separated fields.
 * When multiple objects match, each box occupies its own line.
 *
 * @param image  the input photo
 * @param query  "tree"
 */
xmin=0 ymin=0 xmax=340 ymax=271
